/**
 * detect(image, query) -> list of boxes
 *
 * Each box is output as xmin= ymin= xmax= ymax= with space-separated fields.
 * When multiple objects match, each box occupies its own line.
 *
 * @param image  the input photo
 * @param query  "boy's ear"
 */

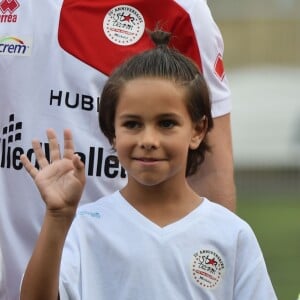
xmin=189 ymin=117 xmax=208 ymax=150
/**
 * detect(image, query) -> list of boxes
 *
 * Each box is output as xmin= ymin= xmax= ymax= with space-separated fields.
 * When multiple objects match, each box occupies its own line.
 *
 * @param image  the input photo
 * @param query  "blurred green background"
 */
xmin=238 ymin=194 xmax=300 ymax=299
xmin=209 ymin=1 xmax=300 ymax=299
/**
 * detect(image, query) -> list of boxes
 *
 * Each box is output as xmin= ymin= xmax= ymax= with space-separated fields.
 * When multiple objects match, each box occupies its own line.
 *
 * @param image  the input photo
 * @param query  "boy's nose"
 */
xmin=139 ymin=127 xmax=160 ymax=150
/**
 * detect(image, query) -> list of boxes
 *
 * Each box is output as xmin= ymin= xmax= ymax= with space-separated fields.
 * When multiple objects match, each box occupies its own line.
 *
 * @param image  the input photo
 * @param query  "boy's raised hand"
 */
xmin=20 ymin=129 xmax=86 ymax=216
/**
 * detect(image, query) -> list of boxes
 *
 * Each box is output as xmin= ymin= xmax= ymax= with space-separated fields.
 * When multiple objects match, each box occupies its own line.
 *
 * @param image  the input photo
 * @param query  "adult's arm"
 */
xmin=179 ymin=0 xmax=236 ymax=211
xmin=188 ymin=113 xmax=236 ymax=211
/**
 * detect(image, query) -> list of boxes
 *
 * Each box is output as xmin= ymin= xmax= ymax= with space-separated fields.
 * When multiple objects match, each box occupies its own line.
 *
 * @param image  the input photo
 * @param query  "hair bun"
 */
xmin=149 ymin=29 xmax=172 ymax=48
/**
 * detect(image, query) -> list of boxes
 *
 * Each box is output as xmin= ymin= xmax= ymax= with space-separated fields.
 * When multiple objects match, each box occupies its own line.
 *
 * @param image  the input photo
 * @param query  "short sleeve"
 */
xmin=233 ymin=224 xmax=278 ymax=299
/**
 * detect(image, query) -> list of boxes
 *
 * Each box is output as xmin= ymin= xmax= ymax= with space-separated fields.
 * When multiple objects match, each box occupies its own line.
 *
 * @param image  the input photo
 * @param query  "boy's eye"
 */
xmin=160 ymin=120 xmax=176 ymax=128
xmin=123 ymin=120 xmax=141 ymax=129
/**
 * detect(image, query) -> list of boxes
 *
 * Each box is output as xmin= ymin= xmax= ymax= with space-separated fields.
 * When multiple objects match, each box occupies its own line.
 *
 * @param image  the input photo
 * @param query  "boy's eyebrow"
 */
xmin=158 ymin=113 xmax=182 ymax=118
xmin=118 ymin=113 xmax=182 ymax=119
xmin=118 ymin=114 xmax=141 ymax=119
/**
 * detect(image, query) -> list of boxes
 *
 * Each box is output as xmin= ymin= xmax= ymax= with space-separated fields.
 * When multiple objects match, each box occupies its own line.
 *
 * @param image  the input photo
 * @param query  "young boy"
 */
xmin=20 ymin=30 xmax=276 ymax=299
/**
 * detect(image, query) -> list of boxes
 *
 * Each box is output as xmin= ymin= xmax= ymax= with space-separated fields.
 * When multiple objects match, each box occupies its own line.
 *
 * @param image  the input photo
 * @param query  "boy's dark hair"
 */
xmin=99 ymin=29 xmax=213 ymax=176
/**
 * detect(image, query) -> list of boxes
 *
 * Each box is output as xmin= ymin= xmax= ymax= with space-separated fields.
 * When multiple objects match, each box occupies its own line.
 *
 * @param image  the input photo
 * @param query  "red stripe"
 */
xmin=58 ymin=0 xmax=202 ymax=75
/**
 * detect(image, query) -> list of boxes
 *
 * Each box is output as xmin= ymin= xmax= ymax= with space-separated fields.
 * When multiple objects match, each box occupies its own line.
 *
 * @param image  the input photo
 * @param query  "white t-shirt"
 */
xmin=0 ymin=0 xmax=231 ymax=299
xmin=0 ymin=248 xmax=8 ymax=300
xmin=59 ymin=192 xmax=277 ymax=299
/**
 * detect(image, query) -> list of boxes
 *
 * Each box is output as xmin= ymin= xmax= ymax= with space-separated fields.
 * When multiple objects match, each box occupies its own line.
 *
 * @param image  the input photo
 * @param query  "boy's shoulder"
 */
xmin=76 ymin=191 xmax=120 ymax=217
xmin=203 ymin=198 xmax=252 ymax=231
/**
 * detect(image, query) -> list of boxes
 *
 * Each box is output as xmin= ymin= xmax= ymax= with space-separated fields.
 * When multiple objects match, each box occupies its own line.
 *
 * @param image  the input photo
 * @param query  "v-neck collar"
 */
xmin=112 ymin=191 xmax=208 ymax=238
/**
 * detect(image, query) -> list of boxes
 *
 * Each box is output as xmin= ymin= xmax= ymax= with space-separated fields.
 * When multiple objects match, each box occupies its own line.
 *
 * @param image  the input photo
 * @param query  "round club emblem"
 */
xmin=191 ymin=249 xmax=225 ymax=289
xmin=103 ymin=5 xmax=145 ymax=46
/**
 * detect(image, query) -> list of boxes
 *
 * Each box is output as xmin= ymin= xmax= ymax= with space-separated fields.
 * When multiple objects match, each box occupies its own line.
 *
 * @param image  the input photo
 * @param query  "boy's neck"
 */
xmin=120 ymin=181 xmax=203 ymax=227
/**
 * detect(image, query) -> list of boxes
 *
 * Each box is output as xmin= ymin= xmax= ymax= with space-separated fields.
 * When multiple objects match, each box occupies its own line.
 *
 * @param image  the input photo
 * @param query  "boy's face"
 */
xmin=113 ymin=77 xmax=205 ymax=187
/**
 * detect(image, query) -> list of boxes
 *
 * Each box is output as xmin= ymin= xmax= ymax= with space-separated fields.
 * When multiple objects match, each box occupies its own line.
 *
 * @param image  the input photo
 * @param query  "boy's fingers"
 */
xmin=32 ymin=140 xmax=49 ymax=169
xmin=20 ymin=154 xmax=38 ymax=179
xmin=46 ymin=128 xmax=61 ymax=162
xmin=73 ymin=154 xmax=86 ymax=184
xmin=63 ymin=129 xmax=75 ymax=160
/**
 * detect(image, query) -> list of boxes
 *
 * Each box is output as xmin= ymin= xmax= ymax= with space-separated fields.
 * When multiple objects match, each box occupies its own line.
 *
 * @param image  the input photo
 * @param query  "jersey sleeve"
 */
xmin=178 ymin=0 xmax=232 ymax=117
